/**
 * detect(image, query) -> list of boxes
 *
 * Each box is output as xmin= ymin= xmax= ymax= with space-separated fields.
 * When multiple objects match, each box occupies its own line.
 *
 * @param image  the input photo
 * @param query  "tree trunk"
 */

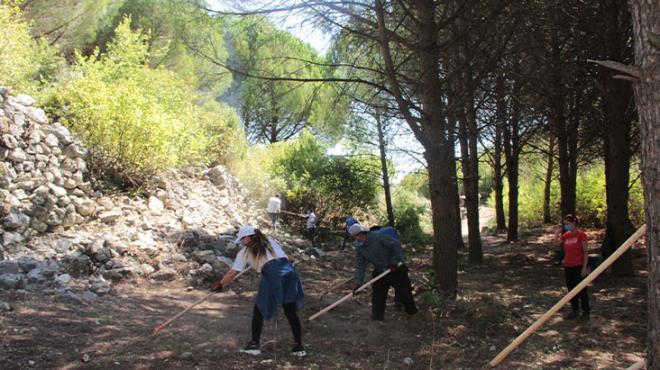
xmin=629 ymin=0 xmax=660 ymax=366
xmin=543 ymin=135 xmax=555 ymax=223
xmin=375 ymin=109 xmax=395 ymax=227
xmin=549 ymin=38 xmax=577 ymax=218
xmin=494 ymin=74 xmax=507 ymax=230
xmin=600 ymin=0 xmax=635 ymax=277
xmin=375 ymin=0 xmax=460 ymax=298
xmin=458 ymin=106 xmax=483 ymax=262
xmin=503 ymin=78 xmax=520 ymax=241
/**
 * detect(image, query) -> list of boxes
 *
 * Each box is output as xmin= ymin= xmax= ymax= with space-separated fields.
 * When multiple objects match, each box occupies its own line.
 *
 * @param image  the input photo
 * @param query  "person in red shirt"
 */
xmin=557 ymin=214 xmax=590 ymax=320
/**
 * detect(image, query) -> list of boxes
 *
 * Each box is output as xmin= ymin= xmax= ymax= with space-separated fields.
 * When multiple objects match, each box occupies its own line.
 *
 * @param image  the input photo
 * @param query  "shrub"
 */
xmin=0 ymin=4 xmax=62 ymax=98
xmin=49 ymin=17 xmax=239 ymax=186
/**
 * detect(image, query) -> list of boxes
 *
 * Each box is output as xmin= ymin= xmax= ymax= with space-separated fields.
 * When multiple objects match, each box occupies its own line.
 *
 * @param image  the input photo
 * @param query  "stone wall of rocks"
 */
xmin=0 ymin=90 xmax=95 ymax=253
xmin=0 ymin=90 xmax=274 ymax=308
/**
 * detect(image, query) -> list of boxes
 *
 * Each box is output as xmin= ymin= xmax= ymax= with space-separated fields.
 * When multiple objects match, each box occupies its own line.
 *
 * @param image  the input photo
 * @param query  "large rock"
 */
xmin=98 ymin=210 xmax=121 ymax=224
xmin=148 ymin=196 xmax=164 ymax=215
xmin=0 ymin=260 xmax=19 ymax=274
xmin=61 ymin=252 xmax=91 ymax=277
xmin=151 ymin=267 xmax=177 ymax=281
xmin=47 ymin=123 xmax=73 ymax=145
xmin=206 ymin=166 xmax=228 ymax=187
xmin=0 ymin=274 xmax=25 ymax=290
xmin=3 ymin=210 xmax=30 ymax=230
xmin=14 ymin=94 xmax=36 ymax=106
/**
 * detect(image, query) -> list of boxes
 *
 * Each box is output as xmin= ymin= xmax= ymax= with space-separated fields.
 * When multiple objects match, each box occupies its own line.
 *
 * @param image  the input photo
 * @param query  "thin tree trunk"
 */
xmin=375 ymin=109 xmax=395 ymax=227
xmin=543 ymin=135 xmax=555 ymax=223
xmin=629 ymin=0 xmax=660 ymax=366
xmin=494 ymin=74 xmax=507 ymax=230
xmin=458 ymin=97 xmax=483 ymax=262
xmin=507 ymin=80 xmax=521 ymax=241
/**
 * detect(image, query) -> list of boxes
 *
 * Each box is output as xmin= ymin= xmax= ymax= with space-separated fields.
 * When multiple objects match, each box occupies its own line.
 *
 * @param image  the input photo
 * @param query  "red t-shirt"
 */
xmin=561 ymin=230 xmax=587 ymax=267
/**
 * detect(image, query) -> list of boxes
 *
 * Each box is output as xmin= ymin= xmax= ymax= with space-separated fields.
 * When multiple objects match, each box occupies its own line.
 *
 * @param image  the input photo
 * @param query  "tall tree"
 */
xmin=627 ymin=0 xmax=660 ymax=365
xmin=594 ymin=0 xmax=637 ymax=276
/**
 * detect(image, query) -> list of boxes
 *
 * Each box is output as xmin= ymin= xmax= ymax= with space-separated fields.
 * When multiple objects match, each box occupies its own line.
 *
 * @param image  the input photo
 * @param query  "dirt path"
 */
xmin=0 ymin=228 xmax=648 ymax=369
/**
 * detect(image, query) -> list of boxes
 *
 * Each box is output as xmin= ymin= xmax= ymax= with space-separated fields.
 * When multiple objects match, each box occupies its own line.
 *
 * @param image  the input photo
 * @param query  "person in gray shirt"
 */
xmin=349 ymin=223 xmax=418 ymax=321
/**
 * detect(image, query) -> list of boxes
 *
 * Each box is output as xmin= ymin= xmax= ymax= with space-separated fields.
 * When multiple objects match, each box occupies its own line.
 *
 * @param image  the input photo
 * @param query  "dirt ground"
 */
xmin=0 ymin=227 xmax=648 ymax=369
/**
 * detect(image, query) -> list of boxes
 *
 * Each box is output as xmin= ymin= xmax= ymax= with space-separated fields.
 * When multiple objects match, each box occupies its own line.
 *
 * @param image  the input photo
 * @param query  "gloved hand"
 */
xmin=211 ymin=281 xmax=224 ymax=292
xmin=352 ymin=284 xmax=361 ymax=296
xmin=389 ymin=264 xmax=399 ymax=273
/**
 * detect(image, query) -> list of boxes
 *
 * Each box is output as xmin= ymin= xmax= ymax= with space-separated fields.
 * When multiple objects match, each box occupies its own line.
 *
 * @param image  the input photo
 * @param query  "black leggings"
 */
xmin=251 ymin=303 xmax=302 ymax=344
xmin=564 ymin=266 xmax=590 ymax=312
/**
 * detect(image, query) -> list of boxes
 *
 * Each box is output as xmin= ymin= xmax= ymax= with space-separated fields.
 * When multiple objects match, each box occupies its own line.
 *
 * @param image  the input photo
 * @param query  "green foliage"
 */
xmin=20 ymin=0 xmax=125 ymax=57
xmin=0 ymin=4 xmax=63 ymax=97
xmin=49 ymin=18 xmax=241 ymax=185
xmin=272 ymin=131 xmax=380 ymax=216
xmin=487 ymin=153 xmax=645 ymax=227
xmin=231 ymin=131 xmax=380 ymax=220
xmin=391 ymin=189 xmax=431 ymax=244
xmin=224 ymin=17 xmax=347 ymax=143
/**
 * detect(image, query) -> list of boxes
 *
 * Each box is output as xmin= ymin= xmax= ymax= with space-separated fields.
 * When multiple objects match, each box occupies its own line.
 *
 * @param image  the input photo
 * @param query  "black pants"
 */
xmin=251 ymin=303 xmax=302 ymax=345
xmin=564 ymin=266 xmax=590 ymax=313
xmin=305 ymin=227 xmax=317 ymax=247
xmin=371 ymin=265 xmax=418 ymax=320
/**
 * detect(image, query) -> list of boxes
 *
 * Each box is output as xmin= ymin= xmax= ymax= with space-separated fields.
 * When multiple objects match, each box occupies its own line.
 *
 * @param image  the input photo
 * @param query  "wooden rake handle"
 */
xmin=152 ymin=267 xmax=251 ymax=336
xmin=488 ymin=224 xmax=647 ymax=367
xmin=308 ymin=263 xmax=401 ymax=321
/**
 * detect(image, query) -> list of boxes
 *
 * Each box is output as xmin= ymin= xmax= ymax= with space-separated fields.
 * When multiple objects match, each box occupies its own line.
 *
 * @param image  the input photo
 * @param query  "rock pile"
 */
xmin=0 ymin=90 xmax=283 ymax=307
xmin=1 ymin=91 xmax=94 ymax=252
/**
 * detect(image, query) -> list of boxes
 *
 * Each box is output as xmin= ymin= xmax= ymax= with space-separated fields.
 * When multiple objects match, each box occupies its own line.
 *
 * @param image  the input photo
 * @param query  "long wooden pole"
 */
xmin=319 ymin=277 xmax=353 ymax=301
xmin=625 ymin=359 xmax=646 ymax=370
xmin=489 ymin=224 xmax=647 ymax=367
xmin=152 ymin=267 xmax=251 ymax=335
xmin=309 ymin=264 xmax=401 ymax=321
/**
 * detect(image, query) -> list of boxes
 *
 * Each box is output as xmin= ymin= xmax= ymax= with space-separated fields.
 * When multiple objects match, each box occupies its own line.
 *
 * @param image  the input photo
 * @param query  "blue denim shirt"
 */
xmin=354 ymin=232 xmax=404 ymax=285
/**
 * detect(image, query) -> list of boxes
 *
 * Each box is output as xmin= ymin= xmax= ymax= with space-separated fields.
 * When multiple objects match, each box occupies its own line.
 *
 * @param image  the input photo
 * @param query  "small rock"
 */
xmin=151 ymin=267 xmax=177 ymax=281
xmin=0 ymin=301 xmax=12 ymax=311
xmin=54 ymin=274 xmax=72 ymax=286
xmin=81 ymin=291 xmax=98 ymax=303
xmin=98 ymin=210 xmax=121 ymax=223
xmin=82 ymin=353 xmax=90 ymax=362
xmin=403 ymin=357 xmax=414 ymax=366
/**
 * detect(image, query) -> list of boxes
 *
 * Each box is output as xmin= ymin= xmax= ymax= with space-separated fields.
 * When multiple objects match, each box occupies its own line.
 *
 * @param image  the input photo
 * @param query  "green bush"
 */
xmin=391 ymin=189 xmax=431 ymax=244
xmin=488 ymin=153 xmax=644 ymax=227
xmin=231 ymin=131 xmax=381 ymax=222
xmin=49 ymin=17 xmax=240 ymax=186
xmin=0 ymin=4 xmax=62 ymax=98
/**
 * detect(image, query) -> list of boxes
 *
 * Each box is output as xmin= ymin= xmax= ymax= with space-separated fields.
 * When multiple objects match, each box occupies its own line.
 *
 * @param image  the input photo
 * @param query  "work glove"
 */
xmin=352 ymin=284 xmax=361 ymax=296
xmin=211 ymin=281 xmax=224 ymax=292
xmin=389 ymin=264 xmax=399 ymax=273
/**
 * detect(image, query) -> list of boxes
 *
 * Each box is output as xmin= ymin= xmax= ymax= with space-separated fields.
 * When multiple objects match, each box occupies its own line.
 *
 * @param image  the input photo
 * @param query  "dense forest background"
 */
xmin=2 ymin=0 xmax=650 ymax=295
xmin=2 ymin=0 xmax=659 ymax=367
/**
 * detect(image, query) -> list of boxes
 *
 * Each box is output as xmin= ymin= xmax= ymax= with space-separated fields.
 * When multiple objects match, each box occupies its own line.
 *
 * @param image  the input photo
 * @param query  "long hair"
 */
xmin=246 ymin=228 xmax=275 ymax=262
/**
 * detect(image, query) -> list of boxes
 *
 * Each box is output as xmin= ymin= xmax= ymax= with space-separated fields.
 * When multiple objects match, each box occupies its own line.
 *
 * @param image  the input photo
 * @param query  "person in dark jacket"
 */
xmin=212 ymin=226 xmax=306 ymax=357
xmin=349 ymin=223 xmax=417 ymax=321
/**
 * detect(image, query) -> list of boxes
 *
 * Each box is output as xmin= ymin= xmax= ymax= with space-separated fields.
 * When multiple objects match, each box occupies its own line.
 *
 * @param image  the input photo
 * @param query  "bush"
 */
xmin=391 ymin=189 xmax=431 ymax=244
xmin=0 ymin=4 xmax=62 ymax=98
xmin=488 ymin=154 xmax=644 ymax=227
xmin=49 ymin=17 xmax=240 ymax=186
xmin=231 ymin=131 xmax=381 ymax=223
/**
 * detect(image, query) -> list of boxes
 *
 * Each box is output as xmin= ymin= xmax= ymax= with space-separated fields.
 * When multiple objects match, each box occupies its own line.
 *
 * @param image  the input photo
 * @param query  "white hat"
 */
xmin=235 ymin=225 xmax=256 ymax=243
xmin=348 ymin=223 xmax=369 ymax=236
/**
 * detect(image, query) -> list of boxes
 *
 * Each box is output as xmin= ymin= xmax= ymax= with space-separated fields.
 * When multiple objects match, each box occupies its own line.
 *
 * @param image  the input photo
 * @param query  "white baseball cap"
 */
xmin=235 ymin=225 xmax=256 ymax=243
xmin=348 ymin=223 xmax=369 ymax=236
